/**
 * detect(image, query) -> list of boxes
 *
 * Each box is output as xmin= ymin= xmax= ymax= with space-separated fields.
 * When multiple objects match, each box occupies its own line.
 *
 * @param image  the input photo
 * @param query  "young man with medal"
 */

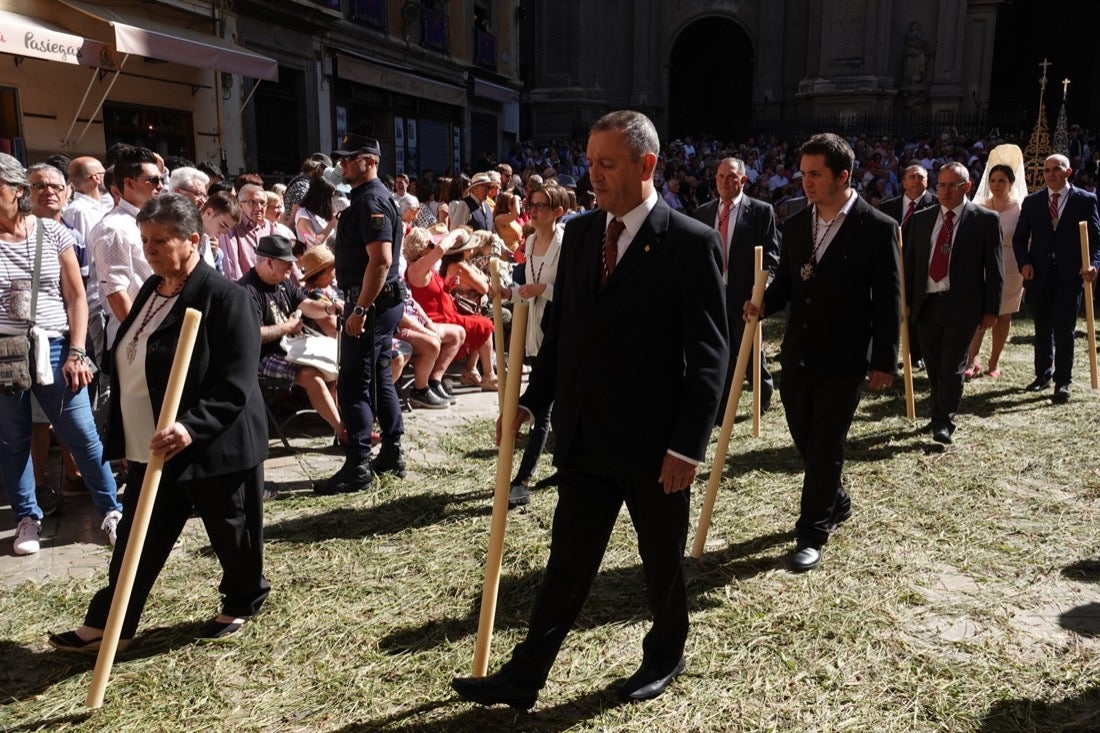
xmin=744 ymin=133 xmax=900 ymax=572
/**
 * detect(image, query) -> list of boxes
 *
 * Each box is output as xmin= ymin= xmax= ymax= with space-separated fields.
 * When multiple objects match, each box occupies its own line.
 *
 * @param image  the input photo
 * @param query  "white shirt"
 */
xmin=812 ymin=188 xmax=858 ymax=262
xmin=87 ymin=199 xmax=154 ymax=345
xmin=1047 ymin=186 xmax=1069 ymax=225
xmin=117 ymin=290 xmax=177 ymax=461
xmin=926 ymin=202 xmax=965 ymax=293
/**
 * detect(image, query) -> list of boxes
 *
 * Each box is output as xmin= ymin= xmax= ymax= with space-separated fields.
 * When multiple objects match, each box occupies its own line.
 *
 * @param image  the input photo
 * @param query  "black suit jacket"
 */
xmin=764 ymin=194 xmax=900 ymax=377
xmin=905 ymin=202 xmax=1003 ymax=328
xmin=879 ymin=190 xmax=938 ymax=243
xmin=694 ymin=195 xmax=780 ymax=323
xmin=106 ymin=262 xmax=269 ymax=480
xmin=1012 ymin=184 xmax=1100 ymax=288
xmin=521 ymin=198 xmax=728 ymax=476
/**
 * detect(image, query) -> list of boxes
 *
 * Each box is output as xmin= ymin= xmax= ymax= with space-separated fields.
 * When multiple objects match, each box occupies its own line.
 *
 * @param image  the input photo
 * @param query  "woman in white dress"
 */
xmin=965 ymin=144 xmax=1028 ymax=378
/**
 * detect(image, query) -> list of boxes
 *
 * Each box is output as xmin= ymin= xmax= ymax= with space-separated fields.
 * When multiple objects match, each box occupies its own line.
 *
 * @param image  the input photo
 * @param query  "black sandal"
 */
xmin=48 ymin=630 xmax=130 ymax=653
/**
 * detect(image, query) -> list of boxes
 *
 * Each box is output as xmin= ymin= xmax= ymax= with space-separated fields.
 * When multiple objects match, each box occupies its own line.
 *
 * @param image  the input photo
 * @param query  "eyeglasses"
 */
xmin=527 ymin=202 xmax=553 ymax=211
xmin=935 ymin=182 xmax=966 ymax=190
xmin=178 ymin=187 xmax=207 ymax=199
xmin=338 ymin=155 xmax=376 ymax=166
xmin=241 ymin=198 xmax=268 ymax=207
xmin=30 ymin=182 xmax=65 ymax=193
xmin=136 ymin=176 xmax=164 ymax=187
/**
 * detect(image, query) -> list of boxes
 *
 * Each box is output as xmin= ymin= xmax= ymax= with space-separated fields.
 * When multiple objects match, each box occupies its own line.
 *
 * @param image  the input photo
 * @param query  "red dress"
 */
xmin=408 ymin=270 xmax=493 ymax=358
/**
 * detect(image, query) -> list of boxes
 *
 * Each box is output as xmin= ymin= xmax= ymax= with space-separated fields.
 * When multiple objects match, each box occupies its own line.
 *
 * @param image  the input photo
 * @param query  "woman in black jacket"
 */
xmin=50 ymin=193 xmax=270 ymax=650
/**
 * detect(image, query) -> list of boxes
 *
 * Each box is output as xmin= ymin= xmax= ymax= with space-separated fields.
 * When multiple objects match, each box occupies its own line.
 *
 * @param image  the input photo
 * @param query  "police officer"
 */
xmin=316 ymin=135 xmax=407 ymax=494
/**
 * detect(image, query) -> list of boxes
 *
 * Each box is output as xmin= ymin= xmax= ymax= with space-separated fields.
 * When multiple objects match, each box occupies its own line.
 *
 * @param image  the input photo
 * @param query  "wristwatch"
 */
xmin=352 ymin=305 xmax=369 ymax=317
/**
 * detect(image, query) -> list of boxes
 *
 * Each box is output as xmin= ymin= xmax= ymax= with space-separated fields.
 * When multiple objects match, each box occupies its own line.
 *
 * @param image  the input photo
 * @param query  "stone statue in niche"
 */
xmin=903 ymin=21 xmax=930 ymax=85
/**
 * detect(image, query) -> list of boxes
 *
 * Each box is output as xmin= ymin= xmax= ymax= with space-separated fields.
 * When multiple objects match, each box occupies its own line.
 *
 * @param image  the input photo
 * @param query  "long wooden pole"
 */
xmin=897 ymin=226 xmax=916 ymax=419
xmin=87 ymin=308 xmax=203 ymax=709
xmin=1079 ymin=221 xmax=1098 ymax=389
xmin=489 ymin=258 xmax=508 ymax=406
xmin=691 ymin=247 xmax=767 ymax=558
xmin=471 ymin=301 xmax=529 ymax=676
xmin=752 ymin=247 xmax=763 ymax=437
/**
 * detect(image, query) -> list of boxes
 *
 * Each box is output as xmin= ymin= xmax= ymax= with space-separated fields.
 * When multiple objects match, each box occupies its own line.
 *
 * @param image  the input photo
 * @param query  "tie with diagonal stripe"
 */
xmin=601 ymin=218 xmax=626 ymax=287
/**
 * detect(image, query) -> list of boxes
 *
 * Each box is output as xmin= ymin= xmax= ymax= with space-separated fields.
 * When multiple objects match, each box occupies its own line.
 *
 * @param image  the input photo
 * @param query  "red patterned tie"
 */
xmin=902 ymin=200 xmax=916 ymax=228
xmin=717 ymin=199 xmax=732 ymax=272
xmin=1049 ymin=191 xmax=1060 ymax=224
xmin=929 ymin=210 xmax=954 ymax=282
xmin=601 ymin=218 xmax=626 ymax=286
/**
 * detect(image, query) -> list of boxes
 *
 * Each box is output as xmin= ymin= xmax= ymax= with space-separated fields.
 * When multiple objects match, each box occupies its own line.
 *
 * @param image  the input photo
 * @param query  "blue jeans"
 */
xmin=0 ymin=338 xmax=120 ymax=522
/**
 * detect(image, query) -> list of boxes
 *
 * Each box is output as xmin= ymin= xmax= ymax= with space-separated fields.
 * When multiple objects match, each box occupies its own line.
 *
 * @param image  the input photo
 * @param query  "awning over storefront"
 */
xmin=0 ymin=9 xmax=110 ymax=67
xmin=57 ymin=0 xmax=278 ymax=80
xmin=337 ymin=54 xmax=466 ymax=108
xmin=473 ymin=78 xmax=520 ymax=104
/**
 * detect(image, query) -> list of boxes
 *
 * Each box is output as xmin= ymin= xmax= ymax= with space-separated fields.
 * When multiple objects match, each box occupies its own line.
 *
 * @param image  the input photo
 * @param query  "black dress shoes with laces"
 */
xmin=451 ymin=671 xmax=538 ymax=710
xmin=617 ymin=656 xmax=687 ymax=702
xmin=1052 ymin=383 xmax=1071 ymax=404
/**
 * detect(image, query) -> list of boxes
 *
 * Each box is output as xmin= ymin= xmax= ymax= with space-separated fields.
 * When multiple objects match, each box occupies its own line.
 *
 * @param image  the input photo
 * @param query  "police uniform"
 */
xmin=325 ymin=148 xmax=407 ymax=490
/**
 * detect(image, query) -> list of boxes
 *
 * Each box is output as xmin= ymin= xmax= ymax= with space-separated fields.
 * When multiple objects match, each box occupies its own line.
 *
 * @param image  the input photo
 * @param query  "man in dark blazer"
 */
xmin=1013 ymin=153 xmax=1100 ymax=403
xmin=879 ymin=162 xmax=937 ymax=368
xmin=905 ymin=162 xmax=1003 ymax=444
xmin=695 ymin=156 xmax=780 ymax=413
xmin=452 ymin=111 xmax=728 ymax=709
xmin=746 ymin=133 xmax=900 ymax=573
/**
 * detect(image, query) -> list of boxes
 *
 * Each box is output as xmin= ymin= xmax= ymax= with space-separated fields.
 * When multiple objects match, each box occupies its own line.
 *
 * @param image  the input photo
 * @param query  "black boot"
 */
xmin=314 ymin=459 xmax=373 ymax=495
xmin=371 ymin=443 xmax=407 ymax=478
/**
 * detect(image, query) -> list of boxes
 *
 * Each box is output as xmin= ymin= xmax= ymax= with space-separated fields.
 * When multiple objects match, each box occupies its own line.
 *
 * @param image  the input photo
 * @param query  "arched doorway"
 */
xmin=668 ymin=17 xmax=754 ymax=141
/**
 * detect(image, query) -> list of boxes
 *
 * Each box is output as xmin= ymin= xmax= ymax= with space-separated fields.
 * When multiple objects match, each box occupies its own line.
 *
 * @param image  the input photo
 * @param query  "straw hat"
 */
xmin=300 ymin=245 xmax=335 ymax=280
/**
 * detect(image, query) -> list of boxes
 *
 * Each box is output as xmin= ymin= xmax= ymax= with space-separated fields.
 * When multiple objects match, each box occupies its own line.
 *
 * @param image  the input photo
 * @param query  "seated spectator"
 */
xmin=238 ymin=235 xmax=344 ymax=439
xmin=219 ymin=183 xmax=275 ymax=280
xmin=298 ymin=245 xmax=342 ymax=338
xmin=264 ymin=190 xmax=296 ymax=241
xmin=396 ymin=289 xmax=465 ymax=409
xmin=404 ymin=226 xmax=497 ymax=391
xmin=294 ymin=177 xmax=337 ymax=247
xmin=493 ymin=191 xmax=523 ymax=258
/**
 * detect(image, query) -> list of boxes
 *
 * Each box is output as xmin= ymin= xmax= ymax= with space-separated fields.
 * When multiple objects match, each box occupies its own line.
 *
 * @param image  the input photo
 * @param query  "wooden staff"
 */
xmin=897 ymin=225 xmax=916 ymax=419
xmin=472 ymin=301 xmax=529 ymax=676
xmin=691 ymin=247 xmax=768 ymax=558
xmin=752 ymin=247 xmax=763 ymax=437
xmin=1079 ymin=221 xmax=1098 ymax=389
xmin=87 ymin=308 xmax=202 ymax=709
xmin=489 ymin=258 xmax=508 ymax=406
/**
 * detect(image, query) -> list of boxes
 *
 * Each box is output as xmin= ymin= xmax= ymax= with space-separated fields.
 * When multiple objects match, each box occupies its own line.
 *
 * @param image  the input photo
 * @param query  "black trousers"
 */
xmin=916 ymin=294 xmax=975 ymax=433
xmin=779 ymin=368 xmax=864 ymax=548
xmin=1027 ymin=276 xmax=1083 ymax=386
xmin=502 ymin=465 xmax=690 ymax=688
xmin=718 ymin=316 xmax=774 ymax=421
xmin=85 ymin=462 xmax=269 ymax=639
xmin=337 ymin=300 xmax=405 ymax=460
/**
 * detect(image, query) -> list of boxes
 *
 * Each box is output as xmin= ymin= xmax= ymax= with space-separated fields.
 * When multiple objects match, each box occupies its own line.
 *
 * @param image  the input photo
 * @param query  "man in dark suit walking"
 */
xmin=451 ymin=110 xmax=728 ymax=709
xmin=746 ymin=133 xmax=900 ymax=573
xmin=905 ymin=162 xmax=1003 ymax=444
xmin=879 ymin=162 xmax=937 ymax=369
xmin=1013 ymin=153 xmax=1100 ymax=403
xmin=695 ymin=157 xmax=780 ymax=413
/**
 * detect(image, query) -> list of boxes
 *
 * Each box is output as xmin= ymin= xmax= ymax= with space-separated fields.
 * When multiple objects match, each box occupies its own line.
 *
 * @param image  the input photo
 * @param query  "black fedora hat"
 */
xmin=256 ymin=235 xmax=297 ymax=262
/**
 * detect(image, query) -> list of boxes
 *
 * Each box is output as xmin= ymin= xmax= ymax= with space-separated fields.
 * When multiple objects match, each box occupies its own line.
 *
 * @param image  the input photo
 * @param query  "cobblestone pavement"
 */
xmin=0 ymin=385 xmax=503 ymax=588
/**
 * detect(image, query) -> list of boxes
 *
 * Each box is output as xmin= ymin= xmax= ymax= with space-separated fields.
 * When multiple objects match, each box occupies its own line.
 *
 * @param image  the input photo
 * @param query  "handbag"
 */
xmin=282 ymin=333 xmax=339 ymax=381
xmin=0 ymin=218 xmax=43 ymax=394
xmin=452 ymin=292 xmax=481 ymax=316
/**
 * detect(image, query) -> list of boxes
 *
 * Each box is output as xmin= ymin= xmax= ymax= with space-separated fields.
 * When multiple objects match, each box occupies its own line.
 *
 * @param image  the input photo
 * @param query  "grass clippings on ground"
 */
xmin=2 ymin=311 xmax=1100 ymax=732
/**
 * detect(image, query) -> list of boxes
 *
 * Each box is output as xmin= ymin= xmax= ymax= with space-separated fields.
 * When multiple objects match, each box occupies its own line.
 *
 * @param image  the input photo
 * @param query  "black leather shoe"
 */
xmin=1052 ymin=384 xmax=1071 ymax=404
xmin=932 ymin=427 xmax=953 ymax=445
xmin=618 ymin=656 xmax=686 ymax=702
xmin=371 ymin=443 xmax=407 ymax=478
xmin=451 ymin=671 xmax=538 ymax=710
xmin=790 ymin=545 xmax=822 ymax=572
xmin=314 ymin=460 xmax=373 ymax=495
xmin=831 ymin=501 xmax=852 ymax=527
xmin=507 ymin=483 xmax=530 ymax=508
xmin=1025 ymin=376 xmax=1052 ymax=392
